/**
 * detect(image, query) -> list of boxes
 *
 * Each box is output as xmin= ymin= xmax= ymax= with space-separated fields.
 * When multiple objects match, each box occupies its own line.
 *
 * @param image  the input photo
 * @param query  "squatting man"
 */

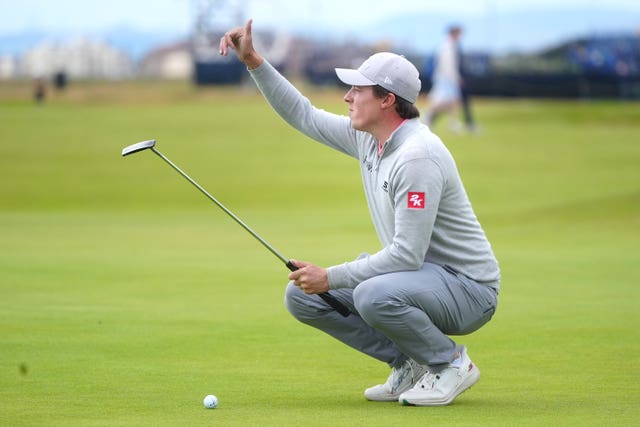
xmin=220 ymin=20 xmax=500 ymax=406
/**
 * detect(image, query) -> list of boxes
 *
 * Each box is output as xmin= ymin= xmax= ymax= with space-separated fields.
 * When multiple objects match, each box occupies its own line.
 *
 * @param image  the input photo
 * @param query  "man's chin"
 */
xmin=349 ymin=119 xmax=363 ymax=131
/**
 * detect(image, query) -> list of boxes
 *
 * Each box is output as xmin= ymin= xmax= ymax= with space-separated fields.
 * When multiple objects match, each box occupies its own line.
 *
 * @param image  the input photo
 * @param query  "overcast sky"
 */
xmin=1 ymin=0 xmax=639 ymax=33
xmin=1 ymin=0 xmax=638 ymax=55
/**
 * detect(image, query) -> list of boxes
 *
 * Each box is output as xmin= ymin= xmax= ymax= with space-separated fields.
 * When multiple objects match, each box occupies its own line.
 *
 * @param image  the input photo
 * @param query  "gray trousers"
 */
xmin=284 ymin=262 xmax=498 ymax=371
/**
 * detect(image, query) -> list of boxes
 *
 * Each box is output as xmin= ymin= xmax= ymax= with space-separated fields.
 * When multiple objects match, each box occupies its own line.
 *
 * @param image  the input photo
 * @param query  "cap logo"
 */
xmin=335 ymin=52 xmax=421 ymax=104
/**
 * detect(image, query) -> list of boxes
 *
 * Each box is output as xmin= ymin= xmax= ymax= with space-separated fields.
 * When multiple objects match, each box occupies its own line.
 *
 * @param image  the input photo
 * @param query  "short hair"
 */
xmin=448 ymin=24 xmax=462 ymax=34
xmin=372 ymin=85 xmax=420 ymax=119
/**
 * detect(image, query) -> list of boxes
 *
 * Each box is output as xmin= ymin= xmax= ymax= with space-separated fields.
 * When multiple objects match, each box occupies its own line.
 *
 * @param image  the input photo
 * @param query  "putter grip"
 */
xmin=286 ymin=261 xmax=350 ymax=317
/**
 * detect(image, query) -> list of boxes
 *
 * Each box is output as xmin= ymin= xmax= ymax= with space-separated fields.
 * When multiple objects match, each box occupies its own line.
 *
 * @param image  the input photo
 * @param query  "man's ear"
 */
xmin=381 ymin=92 xmax=396 ymax=109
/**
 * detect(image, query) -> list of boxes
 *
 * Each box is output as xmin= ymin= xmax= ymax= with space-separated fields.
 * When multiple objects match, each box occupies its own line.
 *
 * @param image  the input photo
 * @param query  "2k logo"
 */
xmin=407 ymin=192 xmax=425 ymax=209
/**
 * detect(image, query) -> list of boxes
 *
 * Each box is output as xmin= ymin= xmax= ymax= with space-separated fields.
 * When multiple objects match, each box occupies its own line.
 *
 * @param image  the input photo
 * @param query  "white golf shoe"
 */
xmin=364 ymin=358 xmax=429 ymax=402
xmin=399 ymin=346 xmax=480 ymax=406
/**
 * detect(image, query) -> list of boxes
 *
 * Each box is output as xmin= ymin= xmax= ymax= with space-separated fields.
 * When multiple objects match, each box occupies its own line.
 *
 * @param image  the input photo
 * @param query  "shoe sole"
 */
xmin=365 ymin=387 xmax=410 ymax=402
xmin=365 ymin=394 xmax=402 ymax=402
xmin=365 ymin=365 xmax=430 ymax=402
xmin=400 ymin=368 xmax=480 ymax=406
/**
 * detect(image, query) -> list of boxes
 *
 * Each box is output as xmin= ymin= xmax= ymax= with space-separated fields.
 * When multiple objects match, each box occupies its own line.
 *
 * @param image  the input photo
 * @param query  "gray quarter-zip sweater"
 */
xmin=249 ymin=61 xmax=500 ymax=291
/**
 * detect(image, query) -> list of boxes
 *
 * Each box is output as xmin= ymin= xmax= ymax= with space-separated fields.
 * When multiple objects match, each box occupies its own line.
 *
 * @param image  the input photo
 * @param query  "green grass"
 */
xmin=1 ymin=81 xmax=639 ymax=426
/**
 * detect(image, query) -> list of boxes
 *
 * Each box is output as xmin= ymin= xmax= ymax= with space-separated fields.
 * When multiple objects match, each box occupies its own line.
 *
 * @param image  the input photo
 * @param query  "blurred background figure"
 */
xmin=53 ymin=71 xmax=68 ymax=91
xmin=33 ymin=78 xmax=46 ymax=104
xmin=455 ymin=26 xmax=477 ymax=133
xmin=423 ymin=25 xmax=477 ymax=133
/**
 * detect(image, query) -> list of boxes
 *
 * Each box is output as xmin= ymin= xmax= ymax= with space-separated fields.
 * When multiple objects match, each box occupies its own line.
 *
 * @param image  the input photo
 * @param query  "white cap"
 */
xmin=335 ymin=52 xmax=421 ymax=104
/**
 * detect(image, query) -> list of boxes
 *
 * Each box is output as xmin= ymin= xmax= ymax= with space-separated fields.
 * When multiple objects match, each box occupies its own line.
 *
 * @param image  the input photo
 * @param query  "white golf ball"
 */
xmin=203 ymin=394 xmax=218 ymax=409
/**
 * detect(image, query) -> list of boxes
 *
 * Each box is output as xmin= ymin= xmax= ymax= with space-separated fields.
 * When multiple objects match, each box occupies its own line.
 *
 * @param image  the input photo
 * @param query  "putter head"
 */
xmin=122 ymin=139 xmax=156 ymax=156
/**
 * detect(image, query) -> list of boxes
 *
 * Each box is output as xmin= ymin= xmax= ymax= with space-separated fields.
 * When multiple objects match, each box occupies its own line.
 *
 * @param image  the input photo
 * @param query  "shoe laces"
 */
xmin=389 ymin=360 xmax=415 ymax=392
xmin=416 ymin=372 xmax=440 ymax=391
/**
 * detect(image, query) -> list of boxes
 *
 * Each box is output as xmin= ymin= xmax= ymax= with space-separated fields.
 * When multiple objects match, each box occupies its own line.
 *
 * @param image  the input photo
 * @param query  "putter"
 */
xmin=122 ymin=139 xmax=351 ymax=317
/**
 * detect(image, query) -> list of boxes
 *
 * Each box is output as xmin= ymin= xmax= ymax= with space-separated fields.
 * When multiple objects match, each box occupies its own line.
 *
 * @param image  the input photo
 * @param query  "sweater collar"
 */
xmin=378 ymin=118 xmax=421 ymax=157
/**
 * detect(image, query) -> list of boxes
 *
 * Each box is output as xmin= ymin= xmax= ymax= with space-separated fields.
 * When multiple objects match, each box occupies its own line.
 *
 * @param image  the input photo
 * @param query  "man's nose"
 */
xmin=344 ymin=88 xmax=354 ymax=102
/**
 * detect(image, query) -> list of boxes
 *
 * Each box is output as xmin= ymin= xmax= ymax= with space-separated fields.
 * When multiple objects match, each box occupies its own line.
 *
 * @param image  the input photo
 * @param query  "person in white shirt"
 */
xmin=423 ymin=25 xmax=466 ymax=132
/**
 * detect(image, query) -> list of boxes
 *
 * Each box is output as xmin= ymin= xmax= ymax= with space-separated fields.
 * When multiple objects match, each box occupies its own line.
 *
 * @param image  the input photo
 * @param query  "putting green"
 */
xmin=1 ymin=81 xmax=638 ymax=426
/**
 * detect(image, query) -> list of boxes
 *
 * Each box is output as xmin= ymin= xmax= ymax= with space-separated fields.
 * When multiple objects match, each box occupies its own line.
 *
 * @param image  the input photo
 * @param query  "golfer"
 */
xmin=220 ymin=20 xmax=500 ymax=406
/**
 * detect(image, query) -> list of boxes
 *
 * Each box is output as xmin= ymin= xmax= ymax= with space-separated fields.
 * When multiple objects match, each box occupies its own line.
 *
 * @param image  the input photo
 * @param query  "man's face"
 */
xmin=343 ymin=86 xmax=386 ymax=132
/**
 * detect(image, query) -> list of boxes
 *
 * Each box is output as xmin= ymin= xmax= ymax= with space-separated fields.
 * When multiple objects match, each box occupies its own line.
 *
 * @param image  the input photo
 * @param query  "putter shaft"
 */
xmin=150 ymin=147 xmax=290 ymax=265
xmin=122 ymin=140 xmax=351 ymax=317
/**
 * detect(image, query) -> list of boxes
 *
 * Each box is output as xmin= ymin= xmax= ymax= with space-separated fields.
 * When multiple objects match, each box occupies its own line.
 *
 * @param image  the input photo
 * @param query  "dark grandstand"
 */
xmin=457 ymin=34 xmax=640 ymax=99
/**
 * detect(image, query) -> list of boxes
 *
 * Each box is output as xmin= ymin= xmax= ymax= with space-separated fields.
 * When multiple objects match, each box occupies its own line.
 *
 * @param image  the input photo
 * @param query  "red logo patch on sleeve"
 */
xmin=407 ymin=192 xmax=425 ymax=209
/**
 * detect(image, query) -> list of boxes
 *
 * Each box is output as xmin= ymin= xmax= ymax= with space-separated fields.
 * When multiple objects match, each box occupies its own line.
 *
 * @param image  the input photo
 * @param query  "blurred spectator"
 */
xmin=54 ymin=71 xmax=68 ymax=90
xmin=423 ymin=25 xmax=477 ymax=133
xmin=33 ymin=78 xmax=46 ymax=104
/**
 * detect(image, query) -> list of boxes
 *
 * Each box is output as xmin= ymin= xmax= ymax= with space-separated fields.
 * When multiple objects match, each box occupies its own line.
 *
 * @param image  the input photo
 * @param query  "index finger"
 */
xmin=288 ymin=268 xmax=302 ymax=280
xmin=219 ymin=31 xmax=233 ymax=56
xmin=218 ymin=19 xmax=253 ymax=56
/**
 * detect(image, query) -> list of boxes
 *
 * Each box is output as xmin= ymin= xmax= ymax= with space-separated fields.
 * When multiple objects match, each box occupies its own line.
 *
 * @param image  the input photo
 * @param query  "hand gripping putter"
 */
xmin=122 ymin=140 xmax=351 ymax=317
